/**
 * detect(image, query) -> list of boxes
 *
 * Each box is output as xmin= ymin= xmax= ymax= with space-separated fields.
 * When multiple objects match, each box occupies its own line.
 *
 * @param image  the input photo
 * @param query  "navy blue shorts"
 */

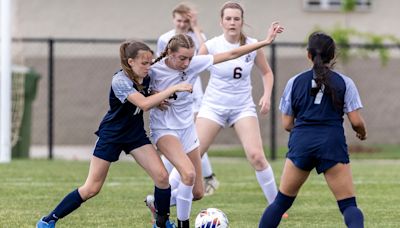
xmin=93 ymin=136 xmax=151 ymax=162
xmin=287 ymin=156 xmax=349 ymax=174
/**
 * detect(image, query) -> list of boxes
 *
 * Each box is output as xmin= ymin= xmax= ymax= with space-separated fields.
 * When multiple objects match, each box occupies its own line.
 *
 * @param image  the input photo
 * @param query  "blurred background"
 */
xmin=3 ymin=0 xmax=400 ymax=160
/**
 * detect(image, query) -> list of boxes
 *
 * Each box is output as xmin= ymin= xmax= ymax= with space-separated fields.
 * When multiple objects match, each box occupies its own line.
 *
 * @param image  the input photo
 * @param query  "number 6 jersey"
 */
xmin=202 ymin=35 xmax=258 ymax=109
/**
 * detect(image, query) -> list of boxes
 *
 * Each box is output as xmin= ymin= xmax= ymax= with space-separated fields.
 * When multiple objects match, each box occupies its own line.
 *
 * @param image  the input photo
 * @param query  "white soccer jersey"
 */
xmin=157 ymin=29 xmax=207 ymax=111
xmin=202 ymin=35 xmax=258 ymax=109
xmin=149 ymin=55 xmax=213 ymax=130
xmin=156 ymin=29 xmax=206 ymax=56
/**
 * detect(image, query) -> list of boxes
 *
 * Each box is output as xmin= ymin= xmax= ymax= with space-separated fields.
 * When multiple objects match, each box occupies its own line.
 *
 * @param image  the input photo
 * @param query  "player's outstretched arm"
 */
xmin=127 ymin=83 xmax=192 ymax=111
xmin=212 ymin=21 xmax=284 ymax=64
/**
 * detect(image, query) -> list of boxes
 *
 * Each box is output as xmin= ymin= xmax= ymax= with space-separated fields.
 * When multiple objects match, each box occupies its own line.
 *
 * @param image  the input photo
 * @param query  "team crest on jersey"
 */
xmin=245 ymin=54 xmax=252 ymax=63
xmin=180 ymin=71 xmax=188 ymax=81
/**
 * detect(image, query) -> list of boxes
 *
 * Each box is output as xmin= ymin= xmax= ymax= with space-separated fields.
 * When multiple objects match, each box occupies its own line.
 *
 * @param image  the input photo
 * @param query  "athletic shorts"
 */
xmin=93 ymin=136 xmax=151 ymax=162
xmin=197 ymin=103 xmax=257 ymax=127
xmin=287 ymin=156 xmax=349 ymax=174
xmin=150 ymin=124 xmax=199 ymax=154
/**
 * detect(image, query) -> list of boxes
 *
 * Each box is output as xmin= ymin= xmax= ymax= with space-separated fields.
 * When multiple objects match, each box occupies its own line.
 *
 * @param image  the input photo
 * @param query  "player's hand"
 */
xmin=258 ymin=95 xmax=271 ymax=115
xmin=174 ymin=83 xmax=193 ymax=93
xmin=265 ymin=22 xmax=284 ymax=44
xmin=158 ymin=99 xmax=170 ymax=111
xmin=356 ymin=132 xmax=367 ymax=140
xmin=187 ymin=11 xmax=199 ymax=29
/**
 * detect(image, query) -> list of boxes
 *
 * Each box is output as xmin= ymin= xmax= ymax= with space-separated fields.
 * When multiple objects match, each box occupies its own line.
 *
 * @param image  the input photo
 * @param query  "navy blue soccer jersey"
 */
xmin=279 ymin=69 xmax=363 ymax=162
xmin=95 ymin=70 xmax=150 ymax=143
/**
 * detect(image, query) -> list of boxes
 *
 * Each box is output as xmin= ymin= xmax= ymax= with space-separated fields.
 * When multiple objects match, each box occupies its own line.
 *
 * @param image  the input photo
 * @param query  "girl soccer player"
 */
xmin=195 ymin=1 xmax=282 ymax=206
xmin=259 ymin=32 xmax=367 ymax=228
xmin=36 ymin=40 xmax=192 ymax=228
xmin=156 ymin=2 xmax=220 ymax=195
xmin=148 ymin=22 xmax=283 ymax=228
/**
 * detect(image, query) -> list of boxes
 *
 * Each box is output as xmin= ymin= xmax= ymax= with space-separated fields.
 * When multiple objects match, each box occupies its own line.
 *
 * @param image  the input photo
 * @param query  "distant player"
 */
xmin=148 ymin=22 xmax=283 ymax=228
xmin=156 ymin=2 xmax=219 ymax=195
xmin=195 ymin=2 xmax=282 ymax=207
xmin=259 ymin=32 xmax=367 ymax=228
xmin=36 ymin=40 xmax=192 ymax=228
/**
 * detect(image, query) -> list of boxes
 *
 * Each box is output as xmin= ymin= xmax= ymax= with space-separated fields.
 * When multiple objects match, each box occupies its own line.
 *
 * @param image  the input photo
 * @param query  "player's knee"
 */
xmin=193 ymin=188 xmax=204 ymax=201
xmin=154 ymin=170 xmax=170 ymax=188
xmin=248 ymin=152 xmax=267 ymax=169
xmin=180 ymin=169 xmax=196 ymax=186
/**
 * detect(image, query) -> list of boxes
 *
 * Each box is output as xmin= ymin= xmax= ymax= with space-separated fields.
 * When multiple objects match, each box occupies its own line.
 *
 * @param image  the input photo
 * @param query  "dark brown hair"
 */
xmin=307 ymin=32 xmax=340 ymax=108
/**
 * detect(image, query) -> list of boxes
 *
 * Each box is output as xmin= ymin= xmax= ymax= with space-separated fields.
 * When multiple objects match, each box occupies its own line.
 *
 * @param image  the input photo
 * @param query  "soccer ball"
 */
xmin=194 ymin=208 xmax=229 ymax=228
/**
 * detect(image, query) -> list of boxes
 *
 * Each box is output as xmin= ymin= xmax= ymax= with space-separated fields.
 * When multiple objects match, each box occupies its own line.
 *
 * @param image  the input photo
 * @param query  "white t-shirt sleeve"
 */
xmin=156 ymin=38 xmax=166 ymax=57
xmin=279 ymin=77 xmax=295 ymax=116
xmin=191 ymin=55 xmax=214 ymax=74
xmin=343 ymin=76 xmax=363 ymax=113
xmin=112 ymin=75 xmax=137 ymax=103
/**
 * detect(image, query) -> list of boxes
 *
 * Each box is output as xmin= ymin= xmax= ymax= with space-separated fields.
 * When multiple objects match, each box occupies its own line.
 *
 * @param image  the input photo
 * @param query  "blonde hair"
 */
xmin=119 ymin=40 xmax=153 ymax=91
xmin=172 ymin=2 xmax=196 ymax=32
xmin=153 ymin=34 xmax=195 ymax=64
xmin=220 ymin=1 xmax=246 ymax=46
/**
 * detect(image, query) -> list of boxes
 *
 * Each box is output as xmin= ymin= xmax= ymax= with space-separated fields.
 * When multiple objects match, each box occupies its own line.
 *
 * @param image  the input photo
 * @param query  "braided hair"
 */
xmin=153 ymin=34 xmax=195 ymax=64
xmin=119 ymin=40 xmax=153 ymax=91
xmin=307 ymin=32 xmax=341 ymax=108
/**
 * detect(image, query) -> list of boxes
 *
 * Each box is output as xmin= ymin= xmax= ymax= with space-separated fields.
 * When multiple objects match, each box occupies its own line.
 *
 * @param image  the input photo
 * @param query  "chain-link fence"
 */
xmin=12 ymin=38 xmax=400 ymax=158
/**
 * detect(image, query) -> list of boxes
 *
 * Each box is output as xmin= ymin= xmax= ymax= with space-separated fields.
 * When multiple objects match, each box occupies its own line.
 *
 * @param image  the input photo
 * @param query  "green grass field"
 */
xmin=1 ymin=156 xmax=400 ymax=227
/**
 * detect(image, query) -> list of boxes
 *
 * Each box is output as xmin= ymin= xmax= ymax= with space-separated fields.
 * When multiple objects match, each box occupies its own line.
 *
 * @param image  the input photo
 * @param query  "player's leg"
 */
xmin=324 ymin=163 xmax=364 ymax=228
xmin=195 ymin=115 xmax=223 ymax=195
xmin=186 ymin=147 xmax=204 ymax=201
xmin=157 ymin=135 xmax=195 ymax=228
xmin=201 ymin=152 xmax=220 ymax=195
xmin=233 ymin=116 xmax=278 ymax=204
xmin=259 ymin=159 xmax=310 ymax=228
xmin=37 ymin=155 xmax=110 ymax=227
xmin=130 ymin=144 xmax=173 ymax=227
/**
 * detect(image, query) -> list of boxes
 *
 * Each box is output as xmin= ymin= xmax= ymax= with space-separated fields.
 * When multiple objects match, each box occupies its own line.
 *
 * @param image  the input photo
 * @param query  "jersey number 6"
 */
xmin=233 ymin=67 xmax=242 ymax=79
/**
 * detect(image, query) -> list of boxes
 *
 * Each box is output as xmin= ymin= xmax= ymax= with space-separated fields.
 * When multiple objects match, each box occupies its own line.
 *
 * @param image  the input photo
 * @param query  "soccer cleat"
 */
xmin=152 ymin=220 xmax=177 ymax=228
xmin=165 ymin=220 xmax=177 ymax=228
xmin=145 ymin=195 xmax=157 ymax=223
xmin=36 ymin=217 xmax=56 ymax=228
xmin=203 ymin=173 xmax=220 ymax=196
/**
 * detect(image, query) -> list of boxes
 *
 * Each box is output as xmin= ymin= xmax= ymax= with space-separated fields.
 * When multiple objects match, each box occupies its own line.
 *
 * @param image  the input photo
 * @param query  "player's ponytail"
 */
xmin=307 ymin=32 xmax=342 ymax=109
xmin=120 ymin=40 xmax=153 ymax=91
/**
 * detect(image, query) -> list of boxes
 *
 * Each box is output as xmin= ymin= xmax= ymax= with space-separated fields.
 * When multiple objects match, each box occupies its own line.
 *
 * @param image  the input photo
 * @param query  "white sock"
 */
xmin=255 ymin=166 xmax=278 ymax=204
xmin=162 ymin=155 xmax=174 ymax=174
xmin=169 ymin=168 xmax=181 ymax=190
xmin=170 ymin=188 xmax=178 ymax=206
xmin=201 ymin=153 xmax=213 ymax=177
xmin=176 ymin=182 xmax=194 ymax=221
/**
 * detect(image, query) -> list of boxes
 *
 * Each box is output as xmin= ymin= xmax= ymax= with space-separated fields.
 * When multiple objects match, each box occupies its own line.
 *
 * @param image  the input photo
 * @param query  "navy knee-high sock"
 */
xmin=43 ymin=189 xmax=84 ymax=223
xmin=154 ymin=186 xmax=171 ymax=216
xmin=338 ymin=197 xmax=364 ymax=228
xmin=259 ymin=191 xmax=295 ymax=228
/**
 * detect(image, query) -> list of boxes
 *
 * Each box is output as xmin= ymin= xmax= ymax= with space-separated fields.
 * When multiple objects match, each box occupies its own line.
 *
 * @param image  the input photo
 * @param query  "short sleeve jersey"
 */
xmin=149 ymin=55 xmax=213 ymax=129
xmin=95 ymin=70 xmax=150 ymax=143
xmin=279 ymin=69 xmax=363 ymax=128
xmin=202 ymin=35 xmax=258 ymax=109
xmin=156 ymin=29 xmax=206 ymax=56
